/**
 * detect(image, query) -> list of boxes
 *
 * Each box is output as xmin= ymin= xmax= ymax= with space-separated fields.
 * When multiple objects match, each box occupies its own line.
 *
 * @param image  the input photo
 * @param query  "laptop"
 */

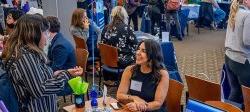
xmin=185 ymin=99 xmax=226 ymax=112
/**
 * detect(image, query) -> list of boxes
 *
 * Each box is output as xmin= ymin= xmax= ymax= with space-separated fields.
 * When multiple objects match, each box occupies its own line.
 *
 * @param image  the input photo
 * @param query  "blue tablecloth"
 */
xmin=181 ymin=4 xmax=200 ymax=20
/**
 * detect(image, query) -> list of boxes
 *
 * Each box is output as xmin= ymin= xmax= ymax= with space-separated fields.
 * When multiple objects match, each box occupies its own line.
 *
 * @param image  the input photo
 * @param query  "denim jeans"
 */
xmin=213 ymin=8 xmax=226 ymax=25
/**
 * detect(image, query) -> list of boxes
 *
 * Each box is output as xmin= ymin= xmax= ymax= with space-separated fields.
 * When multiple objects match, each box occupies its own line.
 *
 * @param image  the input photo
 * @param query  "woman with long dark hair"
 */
xmin=117 ymin=39 xmax=169 ymax=112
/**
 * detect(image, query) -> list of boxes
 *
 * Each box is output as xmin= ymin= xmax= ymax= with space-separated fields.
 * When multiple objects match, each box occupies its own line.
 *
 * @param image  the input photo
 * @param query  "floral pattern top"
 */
xmin=100 ymin=23 xmax=138 ymax=68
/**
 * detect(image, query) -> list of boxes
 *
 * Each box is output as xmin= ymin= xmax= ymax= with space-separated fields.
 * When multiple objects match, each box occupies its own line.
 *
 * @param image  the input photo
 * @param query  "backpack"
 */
xmin=0 ymin=63 xmax=19 ymax=112
xmin=165 ymin=0 xmax=181 ymax=11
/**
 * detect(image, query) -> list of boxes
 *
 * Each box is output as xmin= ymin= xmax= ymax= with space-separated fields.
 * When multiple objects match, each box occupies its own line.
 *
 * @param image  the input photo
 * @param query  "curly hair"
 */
xmin=228 ymin=0 xmax=243 ymax=31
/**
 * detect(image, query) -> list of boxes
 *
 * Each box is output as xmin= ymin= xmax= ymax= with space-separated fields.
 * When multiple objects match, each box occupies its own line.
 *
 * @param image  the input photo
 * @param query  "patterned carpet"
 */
xmin=58 ymin=23 xmax=227 ymax=111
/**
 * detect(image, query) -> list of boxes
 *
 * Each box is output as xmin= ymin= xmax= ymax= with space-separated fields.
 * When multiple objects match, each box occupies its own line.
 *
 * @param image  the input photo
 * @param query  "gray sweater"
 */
xmin=225 ymin=6 xmax=250 ymax=64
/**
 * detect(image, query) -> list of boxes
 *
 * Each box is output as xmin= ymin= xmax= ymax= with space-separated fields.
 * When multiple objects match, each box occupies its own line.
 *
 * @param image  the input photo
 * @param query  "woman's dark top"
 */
xmin=100 ymin=23 xmax=138 ymax=68
xmin=129 ymin=68 xmax=167 ymax=112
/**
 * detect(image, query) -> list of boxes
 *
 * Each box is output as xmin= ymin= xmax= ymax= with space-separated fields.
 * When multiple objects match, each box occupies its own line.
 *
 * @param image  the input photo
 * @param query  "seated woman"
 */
xmin=70 ymin=8 xmax=101 ymax=43
xmin=2 ymin=14 xmax=83 ymax=112
xmin=117 ymin=39 xmax=169 ymax=112
xmin=100 ymin=6 xmax=138 ymax=68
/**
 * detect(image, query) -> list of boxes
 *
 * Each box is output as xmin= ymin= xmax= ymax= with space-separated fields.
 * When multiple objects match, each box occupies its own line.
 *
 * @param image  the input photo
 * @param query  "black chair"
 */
xmin=196 ymin=2 xmax=214 ymax=34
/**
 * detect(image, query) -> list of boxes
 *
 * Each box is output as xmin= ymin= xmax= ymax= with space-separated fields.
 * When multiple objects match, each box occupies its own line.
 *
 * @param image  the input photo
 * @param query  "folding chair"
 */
xmin=165 ymin=79 xmax=184 ymax=112
xmin=242 ymin=86 xmax=250 ymax=112
xmin=98 ymin=43 xmax=124 ymax=88
xmin=205 ymin=101 xmax=243 ymax=112
xmin=185 ymin=75 xmax=221 ymax=102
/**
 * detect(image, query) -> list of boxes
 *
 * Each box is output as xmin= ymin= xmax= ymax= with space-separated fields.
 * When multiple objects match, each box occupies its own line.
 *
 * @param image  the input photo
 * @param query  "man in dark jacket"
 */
xmin=46 ymin=16 xmax=77 ymax=96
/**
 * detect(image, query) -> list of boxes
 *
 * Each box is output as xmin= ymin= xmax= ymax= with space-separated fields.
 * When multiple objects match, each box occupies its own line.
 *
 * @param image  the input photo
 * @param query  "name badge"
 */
xmin=130 ymin=80 xmax=143 ymax=92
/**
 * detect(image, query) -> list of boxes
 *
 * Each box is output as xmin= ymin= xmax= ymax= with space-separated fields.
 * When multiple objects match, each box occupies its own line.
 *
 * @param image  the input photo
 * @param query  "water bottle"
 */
xmin=74 ymin=94 xmax=85 ymax=108
xmin=90 ymin=85 xmax=99 ymax=112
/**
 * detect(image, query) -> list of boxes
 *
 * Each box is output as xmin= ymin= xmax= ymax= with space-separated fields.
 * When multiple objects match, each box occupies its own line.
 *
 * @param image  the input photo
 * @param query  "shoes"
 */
xmin=211 ymin=22 xmax=218 ymax=30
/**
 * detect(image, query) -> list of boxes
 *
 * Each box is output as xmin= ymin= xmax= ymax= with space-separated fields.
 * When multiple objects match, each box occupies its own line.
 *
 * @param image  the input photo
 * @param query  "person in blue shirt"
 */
xmin=46 ymin=16 xmax=77 ymax=96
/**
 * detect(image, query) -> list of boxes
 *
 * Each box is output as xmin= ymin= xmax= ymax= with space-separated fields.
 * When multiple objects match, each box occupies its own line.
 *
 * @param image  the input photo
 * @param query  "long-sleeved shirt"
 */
xmin=100 ymin=23 xmax=138 ymax=68
xmin=47 ymin=33 xmax=76 ymax=71
xmin=70 ymin=19 xmax=101 ymax=41
xmin=225 ymin=6 xmax=250 ymax=64
xmin=6 ymin=46 xmax=70 ymax=112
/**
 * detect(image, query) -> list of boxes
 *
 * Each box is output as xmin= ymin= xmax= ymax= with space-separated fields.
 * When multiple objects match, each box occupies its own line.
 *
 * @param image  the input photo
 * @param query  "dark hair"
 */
xmin=7 ymin=9 xmax=24 ymax=21
xmin=46 ymin=16 xmax=60 ymax=33
xmin=2 ymin=14 xmax=49 ymax=62
xmin=132 ymin=39 xmax=165 ymax=83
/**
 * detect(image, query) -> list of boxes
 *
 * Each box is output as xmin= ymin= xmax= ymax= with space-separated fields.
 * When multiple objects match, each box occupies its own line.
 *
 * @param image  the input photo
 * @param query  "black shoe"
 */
xmin=178 ymin=37 xmax=183 ymax=41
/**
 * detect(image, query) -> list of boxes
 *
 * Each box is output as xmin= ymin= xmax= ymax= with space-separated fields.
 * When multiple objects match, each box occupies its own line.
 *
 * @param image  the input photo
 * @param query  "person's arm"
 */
xmin=146 ymin=70 xmax=169 ymax=111
xmin=211 ymin=0 xmax=219 ymax=8
xmin=15 ymin=53 xmax=71 ymax=98
xmin=70 ymin=26 xmax=88 ymax=41
xmin=127 ymin=26 xmax=138 ymax=56
xmin=243 ymin=14 xmax=250 ymax=48
xmin=50 ymin=45 xmax=68 ymax=71
xmin=117 ymin=66 xmax=134 ymax=103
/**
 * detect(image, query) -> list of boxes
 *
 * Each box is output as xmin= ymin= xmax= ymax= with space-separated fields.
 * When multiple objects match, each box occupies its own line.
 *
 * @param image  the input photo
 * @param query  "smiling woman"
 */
xmin=116 ymin=39 xmax=169 ymax=112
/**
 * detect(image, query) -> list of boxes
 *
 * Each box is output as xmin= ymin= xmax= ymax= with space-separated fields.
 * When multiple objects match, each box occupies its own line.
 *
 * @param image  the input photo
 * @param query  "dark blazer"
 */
xmin=48 ymin=33 xmax=76 ymax=71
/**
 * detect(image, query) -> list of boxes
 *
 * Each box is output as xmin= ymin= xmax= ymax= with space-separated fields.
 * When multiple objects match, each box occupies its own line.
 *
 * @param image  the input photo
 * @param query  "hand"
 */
xmin=83 ymin=18 xmax=90 ymax=29
xmin=53 ymin=70 xmax=64 ymax=76
xmin=67 ymin=66 xmax=83 ymax=76
xmin=125 ymin=102 xmax=138 ymax=112
xmin=134 ymin=101 xmax=147 ymax=112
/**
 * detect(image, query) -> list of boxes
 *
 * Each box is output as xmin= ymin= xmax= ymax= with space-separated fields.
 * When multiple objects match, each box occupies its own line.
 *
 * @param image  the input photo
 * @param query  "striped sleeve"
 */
xmin=14 ymin=53 xmax=70 ymax=98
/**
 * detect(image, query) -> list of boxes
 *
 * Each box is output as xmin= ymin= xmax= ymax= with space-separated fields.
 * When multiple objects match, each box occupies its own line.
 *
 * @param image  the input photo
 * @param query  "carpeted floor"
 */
xmin=58 ymin=23 xmax=227 ymax=111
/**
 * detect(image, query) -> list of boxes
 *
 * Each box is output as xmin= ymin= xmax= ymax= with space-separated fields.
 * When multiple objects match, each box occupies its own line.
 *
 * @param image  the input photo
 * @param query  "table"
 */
xmin=181 ymin=4 xmax=200 ymax=20
xmin=63 ymin=97 xmax=131 ymax=112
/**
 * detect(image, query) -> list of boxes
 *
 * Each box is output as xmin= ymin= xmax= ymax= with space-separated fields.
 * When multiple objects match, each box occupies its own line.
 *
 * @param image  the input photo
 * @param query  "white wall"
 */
xmin=42 ymin=0 xmax=77 ymax=47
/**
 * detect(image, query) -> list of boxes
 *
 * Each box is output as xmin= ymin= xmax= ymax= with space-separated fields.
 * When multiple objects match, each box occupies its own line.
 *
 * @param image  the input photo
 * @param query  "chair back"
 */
xmin=185 ymin=75 xmax=221 ymax=102
xmin=205 ymin=101 xmax=243 ymax=112
xmin=165 ymin=79 xmax=184 ymax=112
xmin=73 ymin=35 xmax=88 ymax=49
xmin=98 ymin=43 xmax=118 ymax=67
xmin=242 ymin=86 xmax=250 ymax=112
xmin=161 ymin=42 xmax=182 ymax=82
xmin=75 ymin=48 xmax=89 ymax=76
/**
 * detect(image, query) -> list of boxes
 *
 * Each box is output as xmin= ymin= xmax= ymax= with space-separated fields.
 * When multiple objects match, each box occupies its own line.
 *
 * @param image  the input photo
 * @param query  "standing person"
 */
xmin=2 ymin=14 xmax=83 ymax=112
xmin=165 ymin=0 xmax=182 ymax=40
xmin=202 ymin=0 xmax=226 ymax=29
xmin=148 ymin=0 xmax=165 ymax=36
xmin=225 ymin=0 xmax=250 ymax=104
xmin=117 ymin=39 xmax=169 ymax=112
xmin=126 ymin=0 xmax=141 ymax=31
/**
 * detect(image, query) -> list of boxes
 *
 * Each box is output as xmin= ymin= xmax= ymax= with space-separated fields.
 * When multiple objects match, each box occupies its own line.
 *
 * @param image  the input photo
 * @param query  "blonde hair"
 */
xmin=110 ymin=6 xmax=128 ymax=25
xmin=71 ymin=8 xmax=86 ymax=28
xmin=228 ymin=0 xmax=242 ymax=31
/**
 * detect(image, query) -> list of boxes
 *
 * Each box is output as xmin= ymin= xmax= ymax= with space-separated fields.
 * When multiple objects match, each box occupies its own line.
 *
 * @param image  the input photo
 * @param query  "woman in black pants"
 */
xmin=225 ymin=0 xmax=250 ymax=104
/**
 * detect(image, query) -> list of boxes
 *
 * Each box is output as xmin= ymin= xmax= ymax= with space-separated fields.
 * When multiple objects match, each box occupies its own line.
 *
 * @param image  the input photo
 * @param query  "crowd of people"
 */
xmin=0 ymin=0 xmax=249 ymax=111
